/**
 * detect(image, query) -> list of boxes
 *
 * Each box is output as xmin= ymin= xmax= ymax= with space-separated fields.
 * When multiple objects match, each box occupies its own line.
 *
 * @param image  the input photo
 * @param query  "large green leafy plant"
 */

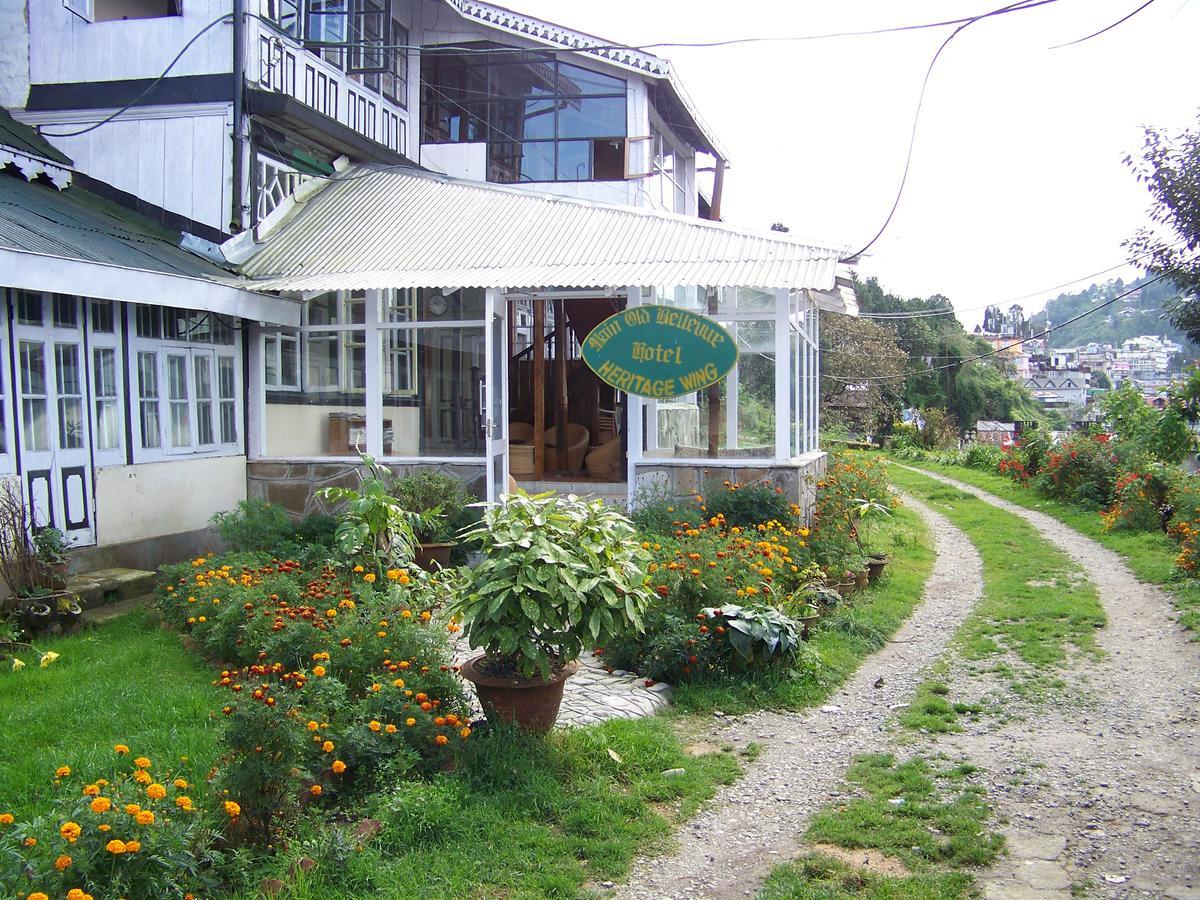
xmin=456 ymin=491 xmax=653 ymax=678
xmin=316 ymin=457 xmax=417 ymax=575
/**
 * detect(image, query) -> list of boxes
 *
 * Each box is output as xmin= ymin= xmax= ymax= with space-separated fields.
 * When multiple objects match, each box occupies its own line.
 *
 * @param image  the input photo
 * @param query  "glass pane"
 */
xmin=140 ymin=401 xmax=161 ymax=449
xmin=280 ymin=338 xmax=298 ymax=386
xmin=136 ymin=305 xmax=161 ymax=338
xmin=517 ymin=141 xmax=556 ymax=182
xmin=264 ymin=335 xmax=278 ymax=386
xmin=96 ymin=399 xmax=121 ymax=451
xmin=170 ymin=402 xmax=191 ymax=448
xmin=557 ymin=62 xmax=625 ymax=95
xmin=492 ymin=98 xmax=554 ymax=140
xmin=383 ymin=287 xmax=485 ymax=322
xmin=167 ymin=355 xmax=189 ymax=401
xmin=556 ymin=140 xmax=591 ymax=181
xmin=218 ymin=356 xmax=237 ymax=400
xmin=265 ymin=330 xmax=366 ymax=458
xmin=19 ymin=342 xmax=45 ymax=395
xmin=197 ymin=401 xmax=214 ymax=446
xmin=137 ymin=351 xmax=160 ymax=449
xmin=557 ymin=97 xmax=625 ymax=138
xmin=23 ymin=399 xmax=48 ymax=452
xmin=380 ymin=326 xmax=485 ymax=457
xmin=55 ymin=344 xmax=81 ymax=395
xmin=220 ymin=401 xmax=237 ymax=444
xmin=17 ymin=292 xmax=43 ymax=326
xmin=304 ymin=291 xmax=365 ymax=326
xmin=90 ymin=299 xmax=115 ymax=333
xmin=137 ymin=351 xmax=158 ymax=398
xmin=53 ymin=295 xmax=78 ymax=328
xmin=194 ymin=355 xmax=213 ymax=400
xmin=58 ymin=398 xmax=84 ymax=450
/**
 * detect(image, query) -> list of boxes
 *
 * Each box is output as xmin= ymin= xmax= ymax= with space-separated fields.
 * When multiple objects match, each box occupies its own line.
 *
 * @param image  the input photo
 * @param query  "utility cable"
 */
xmin=1051 ymin=0 xmax=1159 ymax=47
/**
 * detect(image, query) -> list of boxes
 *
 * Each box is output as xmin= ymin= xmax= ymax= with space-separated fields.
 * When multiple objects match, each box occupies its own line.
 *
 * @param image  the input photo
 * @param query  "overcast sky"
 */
xmin=514 ymin=0 xmax=1199 ymax=328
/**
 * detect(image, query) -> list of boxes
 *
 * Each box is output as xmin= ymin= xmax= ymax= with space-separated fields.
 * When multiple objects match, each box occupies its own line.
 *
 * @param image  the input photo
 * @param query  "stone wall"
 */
xmin=246 ymin=461 xmax=487 ymax=518
xmin=632 ymin=452 xmax=827 ymax=524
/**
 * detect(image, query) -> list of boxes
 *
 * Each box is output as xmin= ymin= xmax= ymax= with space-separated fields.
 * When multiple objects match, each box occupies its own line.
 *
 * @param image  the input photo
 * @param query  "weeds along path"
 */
xmin=901 ymin=465 xmax=1200 ymax=898
xmin=615 ymin=497 xmax=983 ymax=900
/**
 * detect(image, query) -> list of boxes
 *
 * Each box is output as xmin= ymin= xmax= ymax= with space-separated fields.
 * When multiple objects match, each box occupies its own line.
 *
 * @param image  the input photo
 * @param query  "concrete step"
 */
xmin=81 ymin=593 xmax=153 ymax=628
xmin=67 ymin=567 xmax=157 ymax=610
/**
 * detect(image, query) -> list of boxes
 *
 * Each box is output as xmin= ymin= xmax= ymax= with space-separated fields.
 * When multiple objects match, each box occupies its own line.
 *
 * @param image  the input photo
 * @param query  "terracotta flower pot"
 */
xmin=459 ymin=655 xmax=579 ymax=734
xmin=866 ymin=556 xmax=889 ymax=583
xmin=415 ymin=542 xmax=456 ymax=571
xmin=853 ymin=570 xmax=869 ymax=591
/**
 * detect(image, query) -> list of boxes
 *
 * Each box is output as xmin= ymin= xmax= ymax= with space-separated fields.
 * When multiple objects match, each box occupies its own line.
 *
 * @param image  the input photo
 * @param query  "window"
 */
xmin=17 ymin=292 xmax=43 ymax=327
xmin=421 ymin=45 xmax=627 ymax=183
xmin=381 ymin=21 xmax=408 ymax=106
xmin=90 ymin=300 xmax=115 ymax=333
xmin=137 ymin=351 xmax=161 ymax=449
xmin=54 ymin=344 xmax=84 ymax=450
xmin=93 ymin=347 xmax=121 ymax=451
xmin=19 ymin=341 xmax=48 ymax=452
xmin=218 ymin=357 xmax=238 ymax=444
xmin=264 ymin=331 xmax=301 ymax=390
xmin=265 ymin=0 xmax=301 ymax=37
xmin=53 ymin=296 xmax=78 ymax=329
xmin=93 ymin=0 xmax=182 ymax=22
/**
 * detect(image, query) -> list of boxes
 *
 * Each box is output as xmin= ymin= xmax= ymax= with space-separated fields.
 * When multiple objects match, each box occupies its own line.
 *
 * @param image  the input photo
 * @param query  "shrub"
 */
xmin=1102 ymin=470 xmax=1166 ymax=532
xmin=0 ymin=748 xmax=223 ymax=900
xmin=962 ymin=442 xmax=1003 ymax=473
xmin=1034 ymin=433 xmax=1118 ymax=508
xmin=211 ymin=500 xmax=336 ymax=562
xmin=390 ymin=471 xmax=478 ymax=543
xmin=456 ymin=491 xmax=653 ymax=678
xmin=701 ymin=480 xmax=793 ymax=529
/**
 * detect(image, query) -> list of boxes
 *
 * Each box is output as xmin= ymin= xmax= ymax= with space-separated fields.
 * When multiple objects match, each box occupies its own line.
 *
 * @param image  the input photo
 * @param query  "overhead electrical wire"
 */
xmin=1051 ymin=0 xmax=1159 ymax=47
xmin=822 ymin=264 xmax=1192 ymax=383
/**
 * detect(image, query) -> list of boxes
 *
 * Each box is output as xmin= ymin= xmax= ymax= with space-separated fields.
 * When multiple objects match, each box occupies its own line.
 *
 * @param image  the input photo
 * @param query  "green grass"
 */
xmin=898 ymin=679 xmax=982 ymax=734
xmin=238 ymin=718 xmax=742 ymax=900
xmin=897 ymin=459 xmax=1200 ymax=635
xmin=670 ymin=505 xmax=937 ymax=714
xmin=760 ymin=753 xmax=1001 ymax=899
xmin=889 ymin=468 xmax=1106 ymax=684
xmin=0 ymin=609 xmax=221 ymax=821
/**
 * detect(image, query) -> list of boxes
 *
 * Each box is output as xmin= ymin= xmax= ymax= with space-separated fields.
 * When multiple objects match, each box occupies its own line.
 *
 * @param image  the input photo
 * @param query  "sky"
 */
xmin=512 ymin=0 xmax=1199 ymax=329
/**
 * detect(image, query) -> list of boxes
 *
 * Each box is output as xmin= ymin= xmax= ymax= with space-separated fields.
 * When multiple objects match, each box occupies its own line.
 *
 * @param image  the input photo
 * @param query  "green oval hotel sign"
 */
xmin=581 ymin=305 xmax=738 ymax=400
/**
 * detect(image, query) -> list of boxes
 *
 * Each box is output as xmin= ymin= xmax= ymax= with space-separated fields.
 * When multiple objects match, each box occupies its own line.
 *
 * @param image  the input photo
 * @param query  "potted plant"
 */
xmin=849 ymin=498 xmax=893 ymax=584
xmin=316 ymin=456 xmax=417 ymax=577
xmin=454 ymin=491 xmax=652 ymax=732
xmin=56 ymin=594 xmax=83 ymax=632
xmin=20 ymin=598 xmax=52 ymax=636
xmin=391 ymin=471 xmax=477 ymax=571
xmin=33 ymin=526 xmax=70 ymax=589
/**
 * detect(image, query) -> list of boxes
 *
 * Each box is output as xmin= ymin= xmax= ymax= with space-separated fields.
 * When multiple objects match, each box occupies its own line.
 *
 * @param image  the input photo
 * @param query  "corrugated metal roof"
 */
xmin=0 ymin=108 xmax=73 ymax=167
xmin=0 ymin=173 xmax=233 ymax=281
xmin=236 ymin=167 xmax=847 ymax=293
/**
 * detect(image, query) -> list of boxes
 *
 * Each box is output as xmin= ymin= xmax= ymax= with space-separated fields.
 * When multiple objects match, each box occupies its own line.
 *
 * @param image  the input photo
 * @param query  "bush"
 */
xmin=211 ymin=500 xmax=335 ymax=562
xmin=390 ymin=471 xmax=478 ymax=543
xmin=701 ymin=479 xmax=793 ymax=529
xmin=962 ymin=442 xmax=1003 ymax=473
xmin=1102 ymin=469 xmax=1168 ymax=532
xmin=1034 ymin=433 xmax=1118 ymax=508
xmin=0 ymin=747 xmax=224 ymax=900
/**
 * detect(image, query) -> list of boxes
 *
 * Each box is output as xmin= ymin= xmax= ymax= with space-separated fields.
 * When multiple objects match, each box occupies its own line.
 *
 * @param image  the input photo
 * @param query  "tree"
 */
xmin=1091 ymin=370 xmax=1113 ymax=390
xmin=1125 ymin=111 xmax=1200 ymax=341
xmin=819 ymin=312 xmax=906 ymax=437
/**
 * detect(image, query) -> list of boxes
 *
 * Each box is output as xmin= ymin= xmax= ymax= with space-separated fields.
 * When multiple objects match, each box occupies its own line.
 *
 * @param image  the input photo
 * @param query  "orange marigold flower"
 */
xmin=105 ymin=839 xmax=127 ymax=854
xmin=133 ymin=756 xmax=151 ymax=770
xmin=0 ymin=813 xmax=13 ymax=825
xmin=24 ymin=836 xmax=36 ymax=846
xmin=363 ymin=573 xmax=376 ymax=583
xmin=312 ymin=665 xmax=327 ymax=677
xmin=384 ymin=723 xmax=397 ymax=734
xmin=435 ymin=734 xmax=449 ymax=746
xmin=90 ymin=797 xmax=112 ymax=814
xmin=307 ymin=720 xmax=320 ymax=731
xmin=133 ymin=770 xmax=152 ymax=785
xmin=60 ymin=821 xmax=82 ymax=842
xmin=146 ymin=783 xmax=167 ymax=800
xmin=224 ymin=800 xmax=241 ymax=817
xmin=392 ymin=678 xmax=405 ymax=688
xmin=82 ymin=784 xmax=101 ymax=797
xmin=124 ymin=803 xmax=141 ymax=816
xmin=114 ymin=744 xmax=129 ymax=755
xmin=332 ymin=760 xmax=347 ymax=774
xmin=309 ymin=784 xmax=322 ymax=796
xmin=56 ymin=765 xmax=71 ymax=778
xmin=460 ymin=727 xmax=472 ymax=739
xmin=175 ymin=796 xmax=193 ymax=811
xmin=173 ymin=778 xmax=189 ymax=789
xmin=135 ymin=810 xmax=155 ymax=826
xmin=322 ymin=740 xmax=334 ymax=753
xmin=55 ymin=854 xmax=72 ymax=870
xmin=97 ymin=824 xmax=111 ymax=832
xmin=28 ymin=894 xmax=49 ymax=900
xmin=125 ymin=839 xmax=141 ymax=853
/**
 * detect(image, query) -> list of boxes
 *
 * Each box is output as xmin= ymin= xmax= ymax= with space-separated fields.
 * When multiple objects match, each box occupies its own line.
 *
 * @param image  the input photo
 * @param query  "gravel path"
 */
xmin=899 ymin=467 xmax=1200 ymax=899
xmin=615 ymin=496 xmax=984 ymax=900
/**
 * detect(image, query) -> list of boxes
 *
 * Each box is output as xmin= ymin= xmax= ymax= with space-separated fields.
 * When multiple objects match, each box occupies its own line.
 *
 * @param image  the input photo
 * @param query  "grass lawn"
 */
xmin=894 ymin=459 xmax=1200 ymax=635
xmin=671 ymin=502 xmax=937 ymax=714
xmin=0 ymin=609 xmax=221 ymax=822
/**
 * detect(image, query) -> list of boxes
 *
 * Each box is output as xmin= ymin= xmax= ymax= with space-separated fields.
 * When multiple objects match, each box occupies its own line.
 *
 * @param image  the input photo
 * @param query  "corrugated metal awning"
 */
xmin=0 ymin=173 xmax=300 ymax=325
xmin=232 ymin=167 xmax=849 ymax=298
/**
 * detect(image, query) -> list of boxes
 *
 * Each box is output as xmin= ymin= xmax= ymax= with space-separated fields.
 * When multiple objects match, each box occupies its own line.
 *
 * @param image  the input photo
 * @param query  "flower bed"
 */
xmin=155 ymin=555 xmax=469 ymax=840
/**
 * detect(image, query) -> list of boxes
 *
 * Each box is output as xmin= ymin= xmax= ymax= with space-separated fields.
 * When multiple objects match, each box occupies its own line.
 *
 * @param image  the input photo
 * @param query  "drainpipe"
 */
xmin=708 ymin=154 xmax=725 ymax=222
xmin=230 ymin=0 xmax=246 ymax=234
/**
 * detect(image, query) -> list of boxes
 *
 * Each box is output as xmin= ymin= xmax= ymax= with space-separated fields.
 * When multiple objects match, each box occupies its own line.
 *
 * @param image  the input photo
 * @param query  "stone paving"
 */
xmin=450 ymin=639 xmax=672 ymax=727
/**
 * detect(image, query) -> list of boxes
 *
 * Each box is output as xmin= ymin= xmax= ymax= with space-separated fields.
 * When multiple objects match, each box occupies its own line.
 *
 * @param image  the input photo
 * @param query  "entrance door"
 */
xmin=12 ymin=292 xmax=95 ymax=546
xmin=484 ymin=288 xmax=508 ymax=502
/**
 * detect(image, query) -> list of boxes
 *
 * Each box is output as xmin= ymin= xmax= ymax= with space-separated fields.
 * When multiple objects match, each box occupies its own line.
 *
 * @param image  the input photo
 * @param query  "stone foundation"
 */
xmin=247 ymin=461 xmax=487 ymax=518
xmin=632 ymin=451 xmax=827 ymax=524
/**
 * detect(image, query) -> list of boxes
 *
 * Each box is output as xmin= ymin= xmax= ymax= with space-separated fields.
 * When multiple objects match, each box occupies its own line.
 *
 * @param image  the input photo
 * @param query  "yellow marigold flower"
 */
xmin=133 ymin=757 xmax=151 ymax=770
xmin=392 ymin=678 xmax=405 ymax=688
xmin=173 ymin=778 xmax=189 ymax=789
xmin=55 ymin=765 xmax=71 ymax=778
xmin=59 ymin=821 xmax=81 ymax=842
xmin=400 ymin=609 xmax=412 ymax=619
xmin=135 ymin=810 xmax=155 ymax=825
xmin=384 ymin=723 xmax=397 ymax=734
xmin=39 ymin=650 xmax=59 ymax=668
xmin=353 ymin=564 xmax=364 ymax=573
xmin=28 ymin=893 xmax=49 ymax=900
xmin=322 ymin=740 xmax=334 ymax=753
xmin=124 ymin=804 xmax=140 ymax=816
xmin=386 ymin=568 xmax=402 ymax=580
xmin=114 ymin=744 xmax=129 ymax=755
xmin=460 ymin=727 xmax=472 ymax=739
xmin=67 ymin=890 xmax=91 ymax=900
xmin=312 ymin=665 xmax=326 ymax=677
xmin=368 ymin=720 xmax=381 ymax=731
xmin=370 ymin=683 xmax=382 ymax=693
xmin=175 ymin=796 xmax=193 ymax=811
xmin=133 ymin=770 xmax=151 ymax=785
xmin=82 ymin=783 xmax=100 ymax=797
xmin=325 ymin=609 xmax=337 ymax=619
xmin=363 ymin=572 xmax=376 ymax=583
xmin=0 ymin=813 xmax=12 ymax=825
xmin=146 ymin=783 xmax=167 ymax=800
xmin=105 ymin=838 xmax=127 ymax=854
xmin=55 ymin=854 xmax=72 ymax=870
xmin=331 ymin=760 xmax=347 ymax=774
xmin=224 ymin=800 xmax=241 ymax=817
xmin=90 ymin=797 xmax=112 ymax=814
xmin=307 ymin=720 xmax=320 ymax=731
xmin=420 ymin=610 xmax=431 ymax=622
xmin=125 ymin=839 xmax=141 ymax=853
xmin=405 ymin=717 xmax=416 ymax=727
xmin=97 ymin=824 xmax=111 ymax=832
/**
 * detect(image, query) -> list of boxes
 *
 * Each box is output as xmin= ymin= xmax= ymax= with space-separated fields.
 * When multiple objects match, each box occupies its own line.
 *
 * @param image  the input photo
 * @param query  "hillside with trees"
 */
xmin=1027 ymin=274 xmax=1195 ymax=351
